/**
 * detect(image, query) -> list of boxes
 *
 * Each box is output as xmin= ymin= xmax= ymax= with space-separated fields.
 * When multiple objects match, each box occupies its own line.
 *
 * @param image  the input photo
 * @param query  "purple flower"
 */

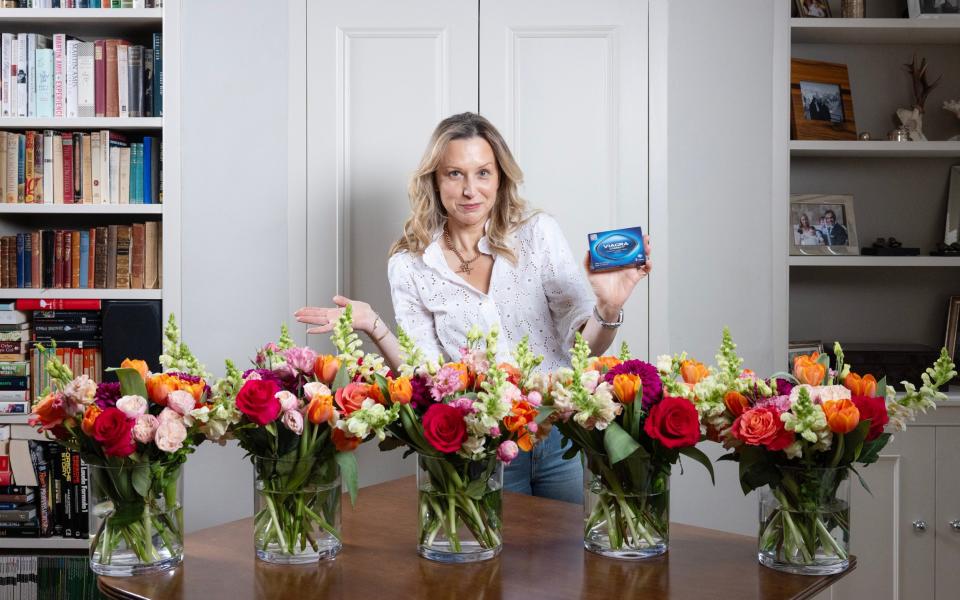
xmin=773 ymin=378 xmax=794 ymax=397
xmin=94 ymin=382 xmax=121 ymax=409
xmin=410 ymin=374 xmax=434 ymax=411
xmin=755 ymin=394 xmax=792 ymax=413
xmin=604 ymin=360 xmax=663 ymax=410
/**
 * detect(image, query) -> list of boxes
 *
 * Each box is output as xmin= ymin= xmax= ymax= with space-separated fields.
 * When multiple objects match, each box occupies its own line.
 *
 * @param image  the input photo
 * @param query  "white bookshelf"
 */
xmin=0 ymin=1 xmax=180 ymax=552
xmin=791 ymin=17 xmax=960 ymax=45
xmin=789 ymin=256 xmax=960 ymax=267
xmin=790 ymin=140 xmax=960 ymax=158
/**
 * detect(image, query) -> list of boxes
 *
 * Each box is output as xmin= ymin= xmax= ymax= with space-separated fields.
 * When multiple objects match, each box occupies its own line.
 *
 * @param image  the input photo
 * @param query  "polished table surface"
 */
xmin=99 ymin=476 xmax=854 ymax=600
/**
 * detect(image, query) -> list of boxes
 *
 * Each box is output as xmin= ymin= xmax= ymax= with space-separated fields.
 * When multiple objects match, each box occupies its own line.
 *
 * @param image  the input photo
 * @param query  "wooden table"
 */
xmin=99 ymin=477 xmax=854 ymax=600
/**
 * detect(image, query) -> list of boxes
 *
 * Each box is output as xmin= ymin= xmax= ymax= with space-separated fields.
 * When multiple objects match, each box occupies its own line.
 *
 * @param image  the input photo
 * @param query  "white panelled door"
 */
xmin=306 ymin=0 xmax=479 ymax=346
xmin=479 ymin=0 xmax=650 ymax=358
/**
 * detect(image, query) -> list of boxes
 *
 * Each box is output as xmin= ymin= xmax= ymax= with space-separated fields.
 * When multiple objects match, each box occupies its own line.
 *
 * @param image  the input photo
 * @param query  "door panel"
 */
xmin=480 ymin=0 xmax=650 ymax=356
xmin=936 ymin=426 xmax=960 ymax=598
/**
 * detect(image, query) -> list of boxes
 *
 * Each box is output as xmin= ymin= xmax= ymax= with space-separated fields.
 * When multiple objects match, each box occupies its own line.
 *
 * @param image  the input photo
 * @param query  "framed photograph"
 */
xmin=795 ymin=0 xmax=832 ymax=17
xmin=908 ymin=0 xmax=960 ymax=18
xmin=791 ymin=59 xmax=857 ymax=141
xmin=788 ymin=340 xmax=824 ymax=371
xmin=946 ymin=296 xmax=960 ymax=363
xmin=946 ymin=166 xmax=960 ymax=245
xmin=790 ymin=194 xmax=860 ymax=256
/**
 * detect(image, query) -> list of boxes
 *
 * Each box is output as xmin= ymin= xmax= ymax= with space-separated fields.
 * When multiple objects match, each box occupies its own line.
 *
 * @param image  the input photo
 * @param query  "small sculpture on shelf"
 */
xmin=861 ymin=236 xmax=920 ymax=256
xmin=896 ymin=53 xmax=941 ymax=142
xmin=943 ymin=99 xmax=960 ymax=141
xmin=931 ymin=241 xmax=960 ymax=257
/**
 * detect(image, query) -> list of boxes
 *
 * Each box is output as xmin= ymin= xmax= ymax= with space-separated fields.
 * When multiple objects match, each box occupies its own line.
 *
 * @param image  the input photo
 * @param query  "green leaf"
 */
xmin=335 ymin=451 xmax=359 ymax=505
xmin=850 ymin=465 xmax=873 ymax=496
xmin=603 ymin=422 xmax=645 ymax=465
xmin=130 ymin=467 xmax=151 ymax=498
xmin=736 ymin=446 xmax=780 ymax=494
xmin=842 ymin=420 xmax=871 ymax=465
xmin=535 ymin=405 xmax=555 ymax=424
xmin=857 ymin=432 xmax=891 ymax=465
xmin=331 ymin=362 xmax=351 ymax=391
xmin=716 ymin=453 xmax=738 ymax=462
xmin=373 ymin=373 xmax=390 ymax=403
xmin=112 ymin=367 xmax=148 ymax=399
xmin=378 ymin=437 xmax=406 ymax=453
xmin=679 ymin=445 xmax=715 ymax=485
xmin=815 ymin=353 xmax=831 ymax=384
xmin=876 ymin=376 xmax=887 ymax=399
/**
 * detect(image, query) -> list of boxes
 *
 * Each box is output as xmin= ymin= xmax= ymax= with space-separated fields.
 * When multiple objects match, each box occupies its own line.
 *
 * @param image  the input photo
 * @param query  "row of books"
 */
xmin=0 ymin=222 xmax=162 ymax=289
xmin=0 ymin=555 xmax=100 ymax=600
xmin=1 ymin=32 xmax=162 ymax=119
xmin=5 ymin=0 xmax=160 ymax=7
xmin=0 ymin=438 xmax=88 ymax=539
xmin=0 ymin=130 xmax=161 ymax=204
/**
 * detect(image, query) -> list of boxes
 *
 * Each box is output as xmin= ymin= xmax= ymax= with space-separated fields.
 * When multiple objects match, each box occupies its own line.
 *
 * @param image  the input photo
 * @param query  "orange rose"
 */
xmin=120 ymin=358 xmax=149 ymax=380
xmin=81 ymin=404 xmax=102 ymax=436
xmin=306 ymin=394 xmax=337 ymax=426
xmin=332 ymin=428 xmax=361 ymax=452
xmin=612 ymin=373 xmax=640 ymax=404
xmin=724 ymin=391 xmax=750 ymax=417
xmin=793 ymin=353 xmax=826 ymax=386
xmin=589 ymin=356 xmax=621 ymax=373
xmin=498 ymin=363 xmax=522 ymax=386
xmin=334 ymin=382 xmax=372 ymax=416
xmin=822 ymin=399 xmax=859 ymax=434
xmin=146 ymin=373 xmax=207 ymax=406
xmin=516 ymin=431 xmax=535 ymax=452
xmin=388 ymin=377 xmax=413 ymax=405
xmin=680 ymin=360 xmax=709 ymax=385
xmin=843 ymin=372 xmax=877 ymax=397
xmin=313 ymin=355 xmax=340 ymax=386
xmin=29 ymin=393 xmax=69 ymax=431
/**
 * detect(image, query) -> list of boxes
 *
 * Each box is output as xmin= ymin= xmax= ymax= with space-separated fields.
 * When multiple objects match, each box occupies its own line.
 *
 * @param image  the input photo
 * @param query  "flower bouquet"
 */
xmin=29 ymin=315 xmax=209 ymax=576
xmin=207 ymin=314 xmax=396 ymax=564
xmin=538 ymin=336 xmax=714 ymax=559
xmin=356 ymin=319 xmax=543 ymax=563
xmin=692 ymin=330 xmax=957 ymax=575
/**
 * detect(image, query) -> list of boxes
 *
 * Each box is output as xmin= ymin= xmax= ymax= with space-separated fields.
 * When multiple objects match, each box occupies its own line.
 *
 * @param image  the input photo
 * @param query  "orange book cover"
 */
xmin=71 ymin=230 xmax=80 ymax=289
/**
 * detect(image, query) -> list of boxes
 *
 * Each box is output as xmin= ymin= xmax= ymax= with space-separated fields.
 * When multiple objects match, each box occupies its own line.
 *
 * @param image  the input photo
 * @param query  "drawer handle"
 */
xmin=950 ymin=520 xmax=960 ymax=531
xmin=913 ymin=520 xmax=928 ymax=531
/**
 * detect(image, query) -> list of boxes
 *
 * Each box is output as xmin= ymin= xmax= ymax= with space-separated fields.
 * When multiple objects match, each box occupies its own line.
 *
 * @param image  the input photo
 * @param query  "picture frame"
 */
xmin=790 ymin=194 xmax=860 ymax=256
xmin=794 ymin=0 xmax=832 ymax=17
xmin=946 ymin=166 xmax=960 ymax=245
xmin=946 ymin=296 xmax=960 ymax=363
xmin=791 ymin=59 xmax=857 ymax=141
xmin=908 ymin=0 xmax=960 ymax=18
xmin=788 ymin=340 xmax=824 ymax=371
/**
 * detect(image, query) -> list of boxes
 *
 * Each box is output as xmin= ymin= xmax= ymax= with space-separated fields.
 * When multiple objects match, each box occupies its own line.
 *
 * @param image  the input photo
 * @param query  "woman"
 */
xmin=795 ymin=212 xmax=821 ymax=246
xmin=295 ymin=112 xmax=651 ymax=503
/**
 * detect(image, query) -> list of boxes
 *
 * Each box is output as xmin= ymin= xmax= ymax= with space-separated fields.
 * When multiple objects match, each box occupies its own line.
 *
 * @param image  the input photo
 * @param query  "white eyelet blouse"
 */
xmin=387 ymin=213 xmax=595 ymax=372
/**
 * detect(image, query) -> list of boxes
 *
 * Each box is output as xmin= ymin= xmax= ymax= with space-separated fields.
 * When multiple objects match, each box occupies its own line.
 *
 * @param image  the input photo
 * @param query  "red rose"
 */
xmin=643 ymin=396 xmax=700 ymax=449
xmin=92 ymin=407 xmax=136 ymax=457
xmin=851 ymin=395 xmax=889 ymax=441
xmin=236 ymin=379 xmax=281 ymax=426
xmin=422 ymin=403 xmax=467 ymax=454
xmin=732 ymin=406 xmax=795 ymax=451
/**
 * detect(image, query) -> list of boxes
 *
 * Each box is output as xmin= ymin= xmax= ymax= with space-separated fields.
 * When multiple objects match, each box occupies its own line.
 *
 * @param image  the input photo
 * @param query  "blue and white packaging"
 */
xmin=588 ymin=226 xmax=646 ymax=271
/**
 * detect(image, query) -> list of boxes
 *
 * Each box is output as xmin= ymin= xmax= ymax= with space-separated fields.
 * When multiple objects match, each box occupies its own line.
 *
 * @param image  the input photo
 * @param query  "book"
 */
xmin=117 ymin=42 xmax=129 ymax=118
xmin=15 ymin=234 xmax=24 ymax=288
xmin=29 ymin=35 xmax=50 ymax=119
xmin=81 ymin=133 xmax=92 ymax=203
xmin=72 ymin=132 xmax=82 ymax=203
xmin=52 ymin=33 xmax=66 ymax=118
xmin=41 ymin=230 xmax=54 ymax=288
xmin=152 ymin=33 xmax=162 ymax=117
xmin=14 ymin=298 xmax=101 ymax=310
xmin=1 ymin=34 xmax=11 ymax=117
xmin=109 ymin=146 xmax=120 ymax=204
xmin=65 ymin=39 xmax=79 ymax=118
xmin=61 ymin=134 xmax=73 ymax=205
xmin=36 ymin=48 xmax=54 ymax=118
xmin=77 ymin=42 xmax=95 ymax=117
xmin=105 ymin=225 xmax=117 ymax=288
xmin=94 ymin=226 xmax=107 ymax=288
xmin=119 ymin=146 xmax=130 ymax=203
xmin=0 ymin=398 xmax=28 ymax=410
xmin=16 ymin=134 xmax=24 ymax=202
xmin=143 ymin=47 xmax=154 ymax=117
xmin=94 ymin=39 xmax=106 ymax=117
xmin=79 ymin=230 xmax=89 ymax=288
xmin=91 ymin=132 xmax=101 ymax=204
xmin=30 ymin=231 xmax=40 ymax=288
xmin=52 ymin=134 xmax=62 ymax=205
xmin=115 ymin=225 xmax=131 ymax=288
xmin=0 ymin=132 xmax=6 ymax=204
xmin=144 ymin=220 xmax=158 ymax=289
xmin=4 ymin=133 xmax=15 ymax=203
xmin=131 ymin=222 xmax=144 ymax=289
xmin=128 ymin=45 xmax=143 ymax=118
xmin=0 ymin=363 xmax=28 ymax=377
xmin=42 ymin=131 xmax=53 ymax=205
xmin=0 ymin=376 xmax=28 ymax=390
xmin=16 ymin=34 xmax=27 ymax=117
xmin=87 ymin=227 xmax=95 ymax=288
xmin=24 ymin=132 xmax=34 ymax=203
xmin=63 ymin=231 xmax=73 ymax=288
xmin=105 ymin=39 xmax=119 ymax=117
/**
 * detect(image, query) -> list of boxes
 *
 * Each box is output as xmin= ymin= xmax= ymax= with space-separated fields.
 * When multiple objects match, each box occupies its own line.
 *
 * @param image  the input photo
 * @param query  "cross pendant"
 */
xmin=458 ymin=262 xmax=472 ymax=274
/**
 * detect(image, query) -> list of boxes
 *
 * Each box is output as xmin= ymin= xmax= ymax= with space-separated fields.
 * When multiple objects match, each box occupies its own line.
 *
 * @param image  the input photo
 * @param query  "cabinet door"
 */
xmin=479 ymin=0 xmax=650 ymax=356
xmin=306 ymin=0 xmax=479 ymax=335
xmin=817 ymin=426 xmax=935 ymax=600
xmin=936 ymin=426 xmax=960 ymax=598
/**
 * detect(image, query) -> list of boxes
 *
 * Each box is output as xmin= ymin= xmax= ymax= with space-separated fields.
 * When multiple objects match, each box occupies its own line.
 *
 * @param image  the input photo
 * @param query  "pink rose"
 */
xmin=303 ymin=381 xmax=331 ymax=400
xmin=155 ymin=419 xmax=188 ymax=453
xmin=115 ymin=395 xmax=148 ymax=418
xmin=275 ymin=390 xmax=299 ymax=413
xmin=283 ymin=347 xmax=317 ymax=374
xmin=526 ymin=391 xmax=542 ymax=407
xmin=133 ymin=414 xmax=160 ymax=444
xmin=282 ymin=410 xmax=304 ymax=435
xmin=166 ymin=390 xmax=197 ymax=416
xmin=497 ymin=440 xmax=519 ymax=464
xmin=159 ymin=407 xmax=182 ymax=423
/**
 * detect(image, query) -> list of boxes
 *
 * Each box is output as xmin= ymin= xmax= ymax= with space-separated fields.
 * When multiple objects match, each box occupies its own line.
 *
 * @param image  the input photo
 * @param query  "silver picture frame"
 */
xmin=908 ymin=0 xmax=960 ymax=18
xmin=790 ymin=194 xmax=860 ymax=256
xmin=946 ymin=166 xmax=960 ymax=245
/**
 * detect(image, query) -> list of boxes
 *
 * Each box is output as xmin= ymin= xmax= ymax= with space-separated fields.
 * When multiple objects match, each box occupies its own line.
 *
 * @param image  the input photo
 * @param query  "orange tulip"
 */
xmin=680 ymin=360 xmax=709 ymax=385
xmin=516 ymin=431 xmax=535 ymax=452
xmin=612 ymin=373 xmax=640 ymax=404
xmin=504 ymin=401 xmax=538 ymax=433
xmin=146 ymin=373 xmax=207 ymax=406
xmin=843 ymin=372 xmax=877 ymax=397
xmin=589 ymin=356 xmax=621 ymax=373
xmin=724 ymin=391 xmax=750 ymax=417
xmin=367 ymin=382 xmax=386 ymax=405
xmin=120 ymin=358 xmax=149 ymax=380
xmin=498 ymin=363 xmax=522 ymax=386
xmin=388 ymin=377 xmax=413 ymax=405
xmin=793 ymin=353 xmax=827 ymax=386
xmin=29 ymin=393 xmax=68 ymax=431
xmin=332 ymin=428 xmax=361 ymax=452
xmin=306 ymin=394 xmax=337 ymax=426
xmin=822 ymin=399 xmax=860 ymax=434
xmin=81 ymin=404 xmax=102 ymax=436
xmin=313 ymin=355 xmax=340 ymax=386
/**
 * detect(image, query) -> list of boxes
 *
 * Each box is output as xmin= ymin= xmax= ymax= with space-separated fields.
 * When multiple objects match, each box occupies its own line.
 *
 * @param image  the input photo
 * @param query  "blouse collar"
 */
xmin=423 ymin=219 xmax=494 ymax=273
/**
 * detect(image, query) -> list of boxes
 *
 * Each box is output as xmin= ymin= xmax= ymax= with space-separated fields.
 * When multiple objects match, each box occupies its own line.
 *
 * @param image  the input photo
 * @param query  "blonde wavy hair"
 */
xmin=389 ymin=112 xmax=535 ymax=264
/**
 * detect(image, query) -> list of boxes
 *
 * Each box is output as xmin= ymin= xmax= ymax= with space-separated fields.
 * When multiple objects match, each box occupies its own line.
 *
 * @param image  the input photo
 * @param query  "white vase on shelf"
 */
xmin=895 ymin=107 xmax=926 ymax=141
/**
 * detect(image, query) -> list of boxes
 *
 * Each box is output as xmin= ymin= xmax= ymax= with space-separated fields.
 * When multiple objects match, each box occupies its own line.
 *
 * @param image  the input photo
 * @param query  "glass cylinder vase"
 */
xmin=417 ymin=454 xmax=503 ymax=563
xmin=253 ymin=456 xmax=342 ymax=564
xmin=583 ymin=462 xmax=669 ymax=559
xmin=758 ymin=466 xmax=851 ymax=575
xmin=89 ymin=461 xmax=184 ymax=577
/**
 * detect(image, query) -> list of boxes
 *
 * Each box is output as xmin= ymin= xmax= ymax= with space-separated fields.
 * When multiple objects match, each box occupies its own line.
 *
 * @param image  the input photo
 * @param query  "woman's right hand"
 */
xmin=294 ymin=295 xmax=379 ymax=335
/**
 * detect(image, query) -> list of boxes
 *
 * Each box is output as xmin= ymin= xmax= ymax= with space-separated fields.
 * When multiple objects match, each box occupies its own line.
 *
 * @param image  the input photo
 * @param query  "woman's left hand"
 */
xmin=583 ymin=235 xmax=652 ymax=315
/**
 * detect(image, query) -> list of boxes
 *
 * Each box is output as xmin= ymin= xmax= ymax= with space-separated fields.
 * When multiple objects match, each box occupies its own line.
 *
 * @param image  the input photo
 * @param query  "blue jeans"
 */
xmin=503 ymin=427 xmax=583 ymax=503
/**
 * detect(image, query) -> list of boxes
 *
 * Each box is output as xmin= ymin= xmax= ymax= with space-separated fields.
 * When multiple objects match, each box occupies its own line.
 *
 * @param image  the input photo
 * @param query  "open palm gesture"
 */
xmin=583 ymin=235 xmax=652 ymax=312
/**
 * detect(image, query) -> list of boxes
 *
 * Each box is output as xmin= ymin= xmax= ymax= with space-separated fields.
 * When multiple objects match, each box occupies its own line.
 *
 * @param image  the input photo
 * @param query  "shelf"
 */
xmin=0 ymin=8 xmax=160 ymax=32
xmin=790 ymin=140 xmax=960 ymax=157
xmin=792 ymin=17 xmax=960 ymax=45
xmin=0 ymin=536 xmax=89 ymax=550
xmin=0 ymin=118 xmax=161 ymax=130
xmin=0 ymin=204 xmax=162 ymax=215
xmin=0 ymin=288 xmax=161 ymax=299
xmin=0 ymin=414 xmax=27 ymax=424
xmin=790 ymin=256 xmax=960 ymax=267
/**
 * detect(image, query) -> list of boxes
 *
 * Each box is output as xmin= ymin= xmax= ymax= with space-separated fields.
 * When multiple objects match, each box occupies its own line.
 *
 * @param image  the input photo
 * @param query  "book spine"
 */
xmin=49 ymin=444 xmax=62 ymax=537
xmin=16 ymin=134 xmax=24 ymax=202
xmin=94 ymin=40 xmax=106 ymax=118
xmin=61 ymin=135 xmax=73 ymax=205
xmin=143 ymin=48 xmax=153 ymax=117
xmin=71 ymin=228 xmax=80 ymax=287
xmin=105 ymin=40 xmax=118 ymax=118
xmin=78 ymin=231 xmax=89 ymax=288
xmin=22 ymin=233 xmax=31 ymax=288
xmin=52 ymin=134 xmax=62 ymax=205
xmin=91 ymin=132 xmax=101 ymax=204
xmin=127 ymin=45 xmax=142 ymax=118
xmin=77 ymin=42 xmax=95 ymax=118
xmin=27 ymin=33 xmax=36 ymax=117
xmin=36 ymin=49 xmax=54 ymax=118
xmin=153 ymin=33 xmax=161 ymax=117
xmin=81 ymin=133 xmax=92 ymax=203
xmin=27 ymin=442 xmax=52 ymax=537
xmin=72 ymin=132 xmax=82 ymax=203
xmin=117 ymin=43 xmax=128 ymax=118
xmin=15 ymin=234 xmax=23 ymax=288
xmin=52 ymin=34 xmax=66 ymax=118
xmin=53 ymin=230 xmax=63 ymax=288
xmin=94 ymin=226 xmax=107 ymax=288
xmin=70 ymin=451 xmax=80 ymax=539
xmin=65 ymin=39 xmax=79 ymax=119
xmin=64 ymin=230 xmax=72 ymax=288
xmin=59 ymin=449 xmax=72 ymax=538
xmin=78 ymin=461 xmax=88 ymax=538
xmin=4 ymin=134 xmax=15 ymax=204
xmin=143 ymin=137 xmax=152 ymax=204
xmin=16 ymin=34 xmax=27 ymax=117
xmin=1 ymin=34 xmax=12 ymax=117
xmin=23 ymin=131 xmax=34 ymax=204
xmin=42 ymin=131 xmax=53 ymax=204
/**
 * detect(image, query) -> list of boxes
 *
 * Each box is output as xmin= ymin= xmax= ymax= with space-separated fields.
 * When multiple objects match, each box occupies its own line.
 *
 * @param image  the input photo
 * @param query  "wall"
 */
xmin=665 ymin=0 xmax=778 ymax=536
